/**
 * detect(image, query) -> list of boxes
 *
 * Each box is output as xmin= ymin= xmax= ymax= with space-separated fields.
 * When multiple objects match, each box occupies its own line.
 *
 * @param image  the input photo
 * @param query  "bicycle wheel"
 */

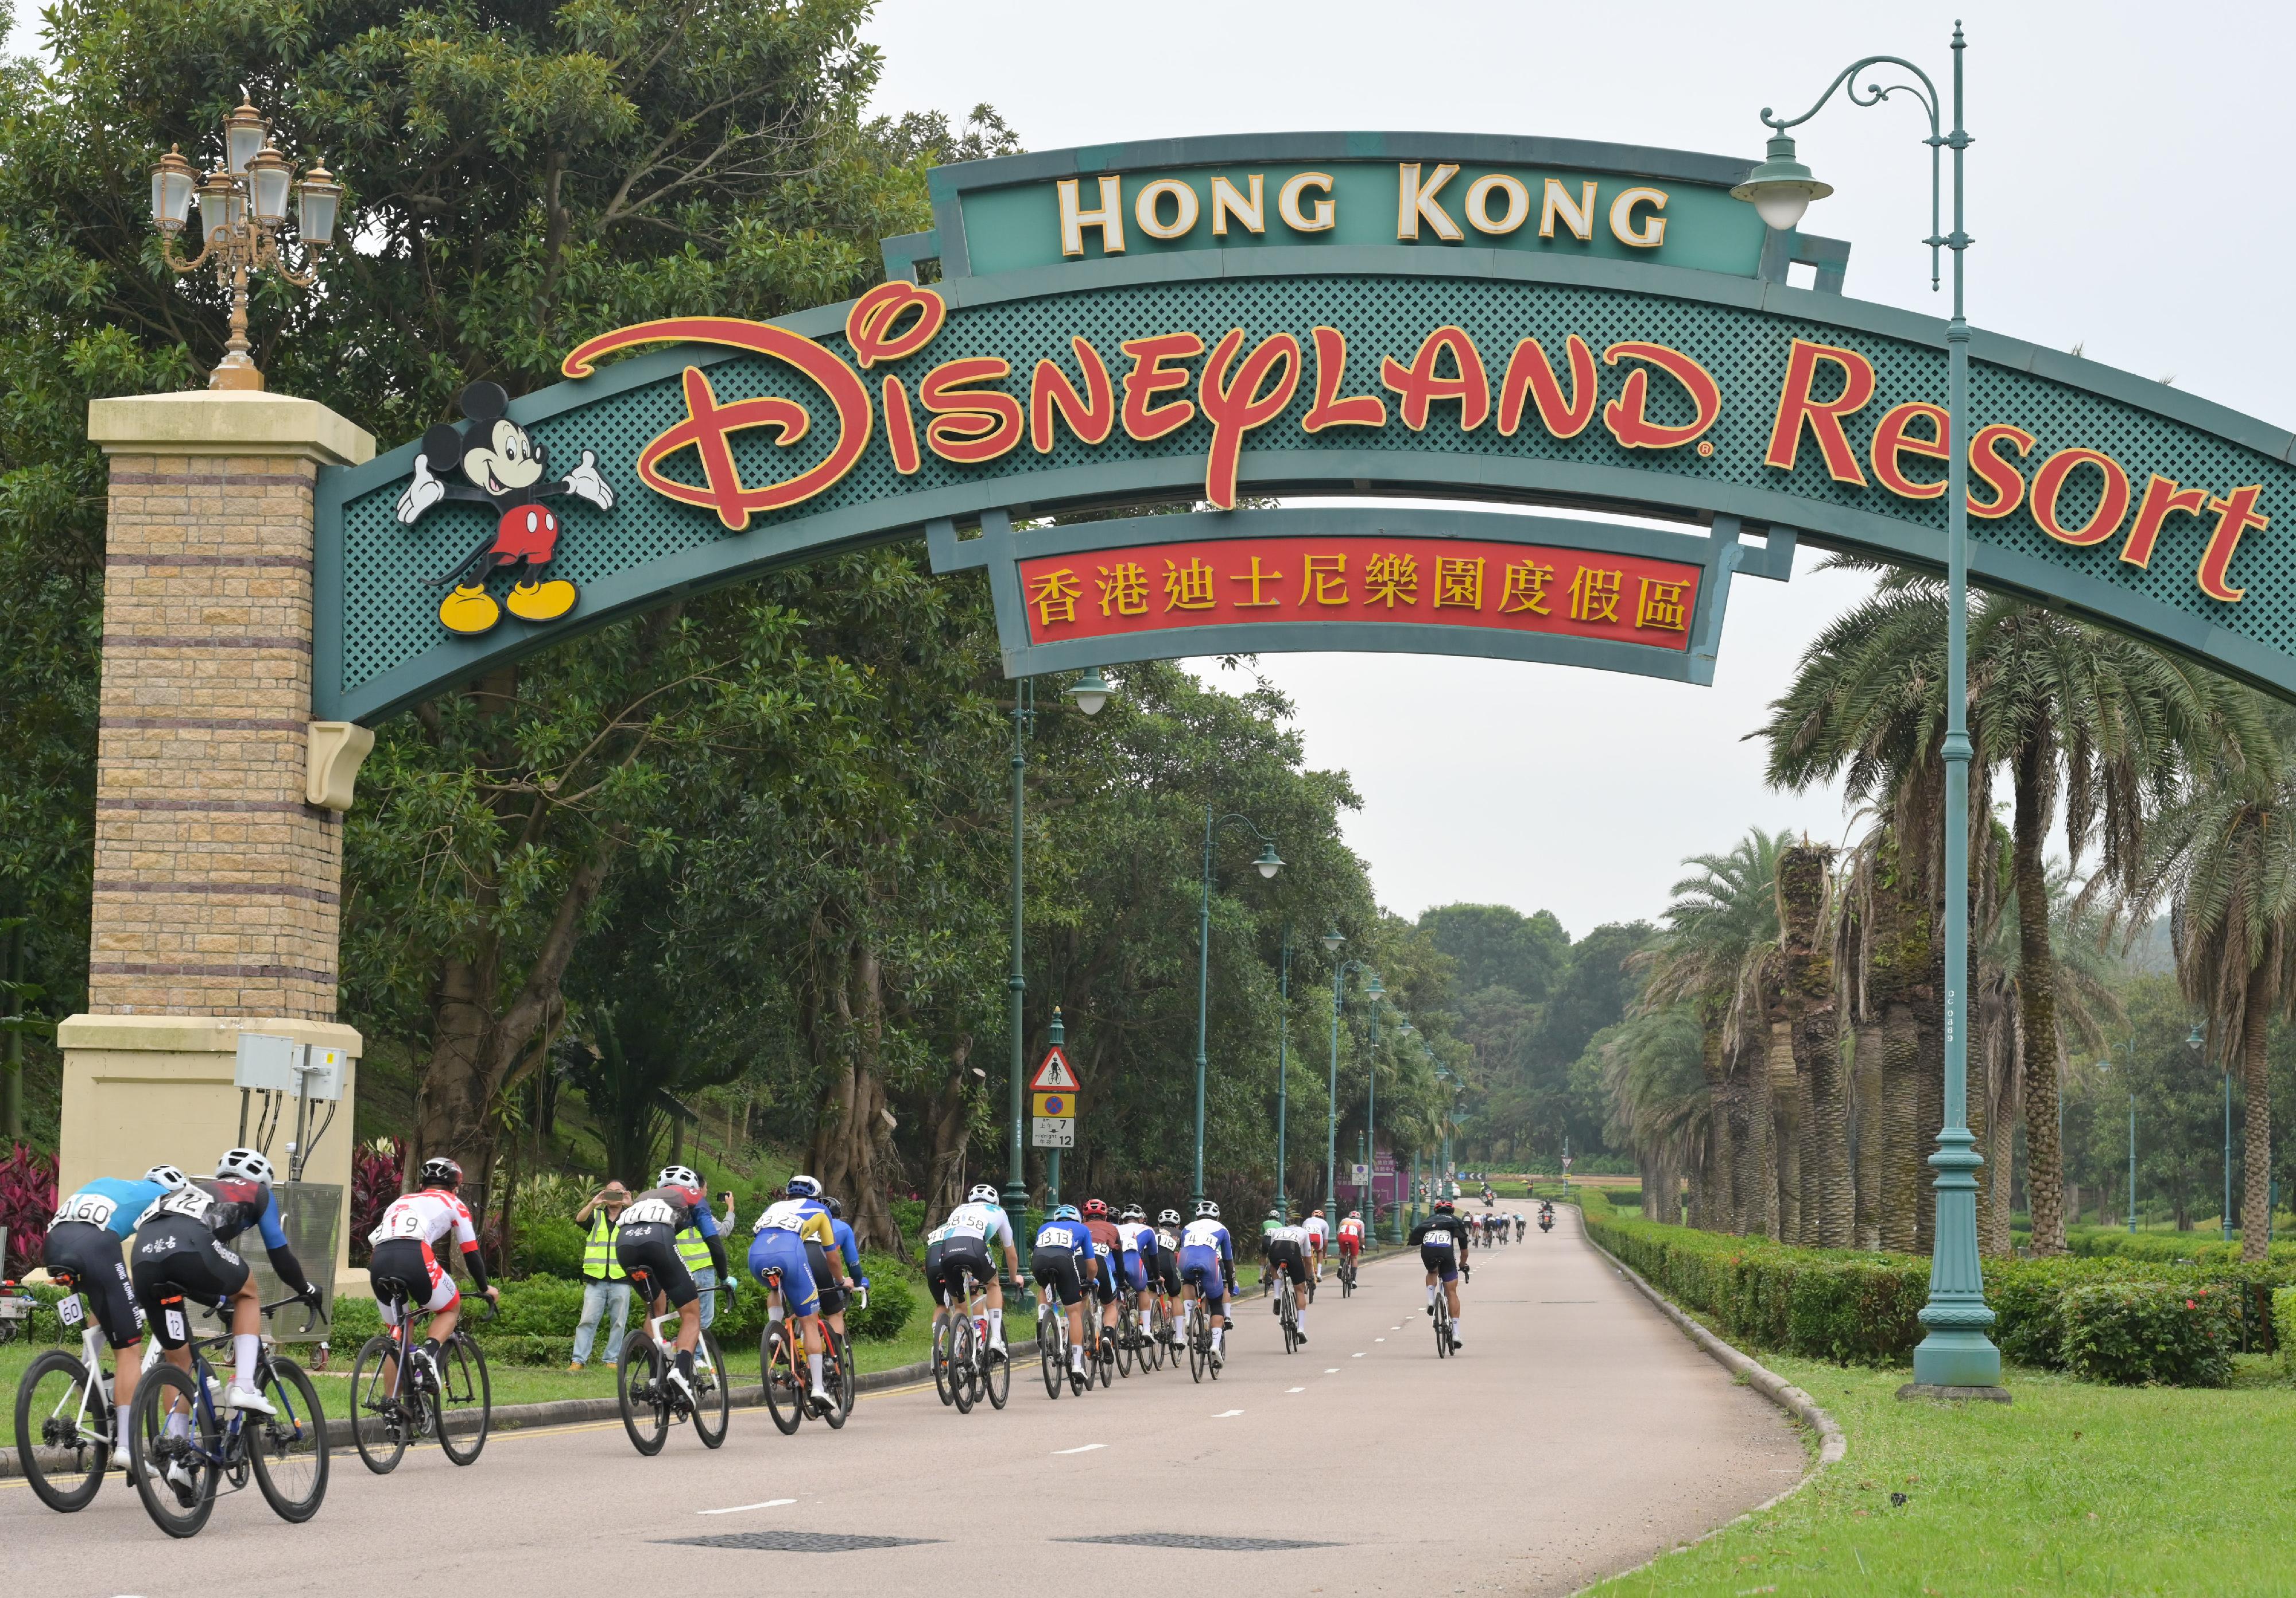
xmin=983 ymin=1337 xmax=1010 ymax=1410
xmin=692 ymin=1330 xmax=730 ymax=1448
xmin=949 ymin=1314 xmax=976 ymax=1414
xmin=15 ymin=1349 xmax=111 ymax=1511
xmin=126 ymin=1362 xmax=218 ymax=1539
xmin=436 ymin=1332 xmax=491 ymax=1466
xmin=1282 ymin=1303 xmax=1298 ymax=1355
xmin=1038 ymin=1310 xmax=1063 ymax=1399
xmin=1113 ymin=1322 xmax=1133 ymax=1379
xmin=1435 ymin=1306 xmax=1450 ymax=1359
xmin=931 ymin=1314 xmax=957 ymax=1407
xmin=760 ymin=1324 xmax=803 ymax=1434
xmin=348 ymin=1333 xmax=411 ymax=1475
xmin=249 ymin=1356 xmax=328 ymax=1523
xmin=820 ymin=1327 xmax=853 ymax=1430
xmin=617 ymin=1332 xmax=669 ymax=1456
xmin=1187 ymin=1320 xmax=1206 ymax=1383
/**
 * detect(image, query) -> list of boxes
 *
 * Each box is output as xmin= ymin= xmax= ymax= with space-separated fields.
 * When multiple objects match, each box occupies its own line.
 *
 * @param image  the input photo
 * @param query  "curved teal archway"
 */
xmin=314 ymin=137 xmax=2296 ymax=724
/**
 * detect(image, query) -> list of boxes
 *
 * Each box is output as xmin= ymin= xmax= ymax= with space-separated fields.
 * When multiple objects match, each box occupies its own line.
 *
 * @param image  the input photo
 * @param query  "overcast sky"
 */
xmin=17 ymin=1 xmax=2291 ymax=939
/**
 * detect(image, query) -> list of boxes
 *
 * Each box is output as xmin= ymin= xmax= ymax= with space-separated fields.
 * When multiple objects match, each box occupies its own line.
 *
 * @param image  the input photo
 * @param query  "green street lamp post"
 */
xmin=1003 ymin=672 xmax=1111 ymax=1234
xmin=1192 ymin=809 xmax=1282 ymax=1208
xmin=1735 ymin=25 xmax=2000 ymax=1394
xmin=1275 ymin=925 xmax=1293 ymax=1213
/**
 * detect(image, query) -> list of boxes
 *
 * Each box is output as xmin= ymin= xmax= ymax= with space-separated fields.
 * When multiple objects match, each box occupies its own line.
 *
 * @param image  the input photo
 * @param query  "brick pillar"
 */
xmin=58 ymin=392 xmax=377 ymax=1287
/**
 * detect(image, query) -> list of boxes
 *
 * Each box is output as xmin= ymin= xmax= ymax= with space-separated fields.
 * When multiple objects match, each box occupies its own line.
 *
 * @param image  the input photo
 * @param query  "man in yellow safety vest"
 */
xmin=672 ymin=1187 xmax=737 ymax=1330
xmin=571 ymin=1181 xmax=631 ymax=1371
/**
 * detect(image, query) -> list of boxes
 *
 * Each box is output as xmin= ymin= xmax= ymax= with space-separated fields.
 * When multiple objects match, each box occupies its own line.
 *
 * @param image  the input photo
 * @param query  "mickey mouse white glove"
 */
xmin=395 ymin=455 xmax=445 ymax=524
xmin=563 ymin=449 xmax=614 ymax=511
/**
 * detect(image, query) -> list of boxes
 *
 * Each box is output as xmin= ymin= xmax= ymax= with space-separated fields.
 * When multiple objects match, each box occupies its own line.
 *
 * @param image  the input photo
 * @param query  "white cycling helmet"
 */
xmin=785 ymin=1174 xmax=823 ymax=1199
xmin=1157 ymin=1209 xmax=1182 ymax=1225
xmin=1194 ymin=1199 xmax=1221 ymax=1219
xmin=968 ymin=1183 xmax=1000 ymax=1204
xmin=657 ymin=1165 xmax=701 ymax=1192
xmin=142 ymin=1164 xmax=191 ymax=1192
xmin=215 ymin=1147 xmax=275 ymax=1188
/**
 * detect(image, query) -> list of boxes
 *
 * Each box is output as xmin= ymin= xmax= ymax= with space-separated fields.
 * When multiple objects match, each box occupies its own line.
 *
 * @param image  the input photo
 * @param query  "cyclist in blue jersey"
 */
xmin=1176 ymin=1200 xmax=1236 ymax=1363
xmin=817 ymin=1196 xmax=868 ymax=1344
xmin=1114 ymin=1204 xmax=1158 ymax=1346
xmin=748 ymin=1174 xmax=843 ymax=1407
xmin=1029 ymin=1204 xmax=1096 ymax=1379
xmin=44 ymin=1163 xmax=188 ymax=1417
xmin=131 ymin=1149 xmax=321 ymax=1419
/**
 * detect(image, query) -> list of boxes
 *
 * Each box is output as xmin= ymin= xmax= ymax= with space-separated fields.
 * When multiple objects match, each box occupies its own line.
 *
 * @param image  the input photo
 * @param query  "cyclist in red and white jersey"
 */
xmin=367 ymin=1156 xmax=498 ymax=1389
xmin=1302 ymin=1207 xmax=1331 ymax=1282
xmin=1335 ymin=1208 xmax=1366 ymax=1266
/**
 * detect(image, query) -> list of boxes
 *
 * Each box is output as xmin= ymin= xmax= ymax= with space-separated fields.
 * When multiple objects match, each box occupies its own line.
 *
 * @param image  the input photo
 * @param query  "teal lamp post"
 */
xmin=1192 ymin=810 xmax=1282 ymax=1209
xmin=1735 ymin=25 xmax=2000 ymax=1397
xmin=1002 ymin=671 xmax=1113 ymax=1238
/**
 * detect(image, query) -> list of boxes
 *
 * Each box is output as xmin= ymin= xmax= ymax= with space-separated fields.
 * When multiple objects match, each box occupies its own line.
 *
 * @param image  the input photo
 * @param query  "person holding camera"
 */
xmin=570 ymin=1181 xmax=632 ymax=1370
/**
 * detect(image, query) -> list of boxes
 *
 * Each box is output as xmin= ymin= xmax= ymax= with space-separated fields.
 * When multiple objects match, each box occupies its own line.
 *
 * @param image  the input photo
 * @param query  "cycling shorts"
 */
xmin=748 ymin=1230 xmax=819 ymax=1317
xmin=1119 ymin=1253 xmax=1149 ymax=1293
xmin=1157 ymin=1252 xmax=1182 ymax=1294
xmin=616 ymin=1221 xmax=697 ymax=1309
xmin=1177 ymin=1244 xmax=1227 ymax=1306
xmin=924 ymin=1238 xmax=994 ymax=1307
xmin=1267 ymin=1238 xmax=1310 ymax=1286
xmin=1420 ymin=1242 xmax=1460 ymax=1283
xmin=43 ymin=1220 xmax=143 ymax=1349
xmin=806 ymin=1240 xmax=853 ymax=1316
xmin=1031 ymin=1247 xmax=1085 ymax=1307
xmin=1336 ymin=1234 xmax=1363 ymax=1256
xmin=130 ymin=1216 xmax=250 ymax=1347
xmin=370 ymin=1237 xmax=459 ymax=1325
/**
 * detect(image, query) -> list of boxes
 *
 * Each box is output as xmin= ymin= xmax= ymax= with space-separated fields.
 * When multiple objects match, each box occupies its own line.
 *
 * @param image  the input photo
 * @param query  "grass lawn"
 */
xmin=1593 ymin=1351 xmax=2296 ymax=1596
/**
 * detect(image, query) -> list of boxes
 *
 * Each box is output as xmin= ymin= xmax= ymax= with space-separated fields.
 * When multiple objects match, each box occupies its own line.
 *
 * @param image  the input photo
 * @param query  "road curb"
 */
xmin=1578 ymin=1223 xmax=1848 ymax=1473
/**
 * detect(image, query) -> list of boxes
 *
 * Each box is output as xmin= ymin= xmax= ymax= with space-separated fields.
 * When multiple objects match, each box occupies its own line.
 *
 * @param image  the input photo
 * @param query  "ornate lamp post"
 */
xmin=1733 ymin=25 xmax=2000 ymax=1396
xmin=149 ymin=94 xmax=344 ymax=391
xmin=1002 ymin=672 xmax=1112 ymax=1236
xmin=1191 ymin=810 xmax=1282 ymax=1208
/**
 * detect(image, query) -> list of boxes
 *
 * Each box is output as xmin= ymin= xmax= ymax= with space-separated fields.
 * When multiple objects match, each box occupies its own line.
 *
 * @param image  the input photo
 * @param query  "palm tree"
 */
xmin=1777 ymin=840 xmax=1849 ymax=1244
xmin=1763 ymin=570 xmax=2262 ymax=1255
xmin=2133 ymin=713 xmax=2296 ymax=1263
xmin=1637 ymin=829 xmax=1789 ymax=1235
xmin=1598 ymin=1008 xmax=1709 ymax=1224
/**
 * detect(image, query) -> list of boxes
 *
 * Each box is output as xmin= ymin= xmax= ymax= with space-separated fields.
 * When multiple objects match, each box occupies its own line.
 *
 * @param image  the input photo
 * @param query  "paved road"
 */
xmin=15 ymin=1206 xmax=1802 ymax=1596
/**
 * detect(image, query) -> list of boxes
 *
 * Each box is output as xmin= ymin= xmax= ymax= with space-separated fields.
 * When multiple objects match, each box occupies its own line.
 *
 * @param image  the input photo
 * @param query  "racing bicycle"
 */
xmin=757 ymin=1266 xmax=855 ymax=1434
xmin=616 ymin=1266 xmax=728 ymax=1454
xmin=1337 ymin=1250 xmax=1359 ymax=1297
xmin=348 ymin=1282 xmax=494 ymax=1473
xmin=124 ymin=1293 xmax=329 ymax=1538
xmin=13 ymin=1265 xmax=146 ymax=1511
xmin=1034 ymin=1287 xmax=1085 ymax=1398
xmin=930 ymin=1277 xmax=1010 ymax=1414
xmin=1184 ymin=1291 xmax=1224 ymax=1383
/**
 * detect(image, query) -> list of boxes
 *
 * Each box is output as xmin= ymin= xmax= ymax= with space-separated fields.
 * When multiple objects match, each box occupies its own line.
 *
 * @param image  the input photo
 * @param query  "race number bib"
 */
xmin=49 ymin=1192 xmax=118 ymax=1231
xmin=1038 ymin=1226 xmax=1076 ymax=1250
xmin=148 ymin=1186 xmax=215 ymax=1224
xmin=1425 ymin=1234 xmax=1454 ymax=1250
xmin=949 ymin=1218 xmax=988 ymax=1240
xmin=162 ymin=1305 xmax=187 ymax=1343
xmin=56 ymin=1293 xmax=83 ymax=1327
xmin=622 ymin=1197 xmax=678 ymax=1225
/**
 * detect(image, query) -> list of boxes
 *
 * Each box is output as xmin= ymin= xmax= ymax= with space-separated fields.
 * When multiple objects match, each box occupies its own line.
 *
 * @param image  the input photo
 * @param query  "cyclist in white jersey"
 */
xmin=1302 ymin=1208 xmax=1331 ymax=1282
xmin=367 ymin=1156 xmax=500 ymax=1391
xmin=925 ymin=1185 xmax=1019 ymax=1351
xmin=1266 ymin=1217 xmax=1313 ymax=1342
xmin=1114 ymin=1205 xmax=1158 ymax=1343
xmin=1151 ymin=1209 xmax=1186 ymax=1344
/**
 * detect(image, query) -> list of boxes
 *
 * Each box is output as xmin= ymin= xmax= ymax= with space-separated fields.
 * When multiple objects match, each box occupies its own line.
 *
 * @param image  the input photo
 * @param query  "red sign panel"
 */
xmin=1014 ymin=535 xmax=1699 ymax=651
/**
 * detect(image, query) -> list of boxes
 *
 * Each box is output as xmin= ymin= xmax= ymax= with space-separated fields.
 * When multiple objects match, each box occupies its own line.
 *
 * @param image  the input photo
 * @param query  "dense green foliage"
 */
xmin=1584 ymin=1204 xmax=2286 ymax=1380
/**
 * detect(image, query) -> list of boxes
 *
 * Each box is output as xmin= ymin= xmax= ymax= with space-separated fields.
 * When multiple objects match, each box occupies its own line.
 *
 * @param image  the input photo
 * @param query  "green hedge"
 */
xmin=2064 ymin=1227 xmax=2296 ymax=1267
xmin=2058 ymin=1283 xmax=2239 ymax=1387
xmin=1583 ymin=1206 xmax=2291 ymax=1381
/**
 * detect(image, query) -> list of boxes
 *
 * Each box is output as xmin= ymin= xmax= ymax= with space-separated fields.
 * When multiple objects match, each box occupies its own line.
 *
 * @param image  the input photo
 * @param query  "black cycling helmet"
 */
xmin=419 ymin=1155 xmax=463 ymax=1189
xmin=826 ymin=1195 xmax=845 ymax=1219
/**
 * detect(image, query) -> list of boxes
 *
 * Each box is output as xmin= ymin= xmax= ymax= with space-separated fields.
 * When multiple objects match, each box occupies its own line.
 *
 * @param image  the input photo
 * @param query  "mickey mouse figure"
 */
xmin=394 ymin=380 xmax=615 ymax=635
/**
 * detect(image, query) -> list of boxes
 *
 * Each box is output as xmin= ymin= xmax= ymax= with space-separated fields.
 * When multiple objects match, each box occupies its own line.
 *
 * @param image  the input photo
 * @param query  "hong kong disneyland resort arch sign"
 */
xmin=315 ymin=133 xmax=2296 ymax=726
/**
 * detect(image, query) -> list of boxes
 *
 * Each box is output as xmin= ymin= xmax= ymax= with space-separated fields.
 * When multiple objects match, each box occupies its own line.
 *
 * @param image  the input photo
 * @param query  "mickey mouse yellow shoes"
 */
xmin=506 ymin=578 xmax=577 ymax=622
xmin=439 ymin=584 xmax=501 ymax=635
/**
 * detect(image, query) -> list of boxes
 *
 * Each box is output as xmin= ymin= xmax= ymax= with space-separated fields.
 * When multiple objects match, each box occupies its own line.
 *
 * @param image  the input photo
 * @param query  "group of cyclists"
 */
xmin=26 ymin=1148 xmax=1555 ymax=1533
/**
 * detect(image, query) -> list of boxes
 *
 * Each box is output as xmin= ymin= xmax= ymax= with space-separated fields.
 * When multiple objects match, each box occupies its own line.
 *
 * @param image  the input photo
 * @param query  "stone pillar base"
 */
xmin=57 ymin=1013 xmax=363 ymax=1287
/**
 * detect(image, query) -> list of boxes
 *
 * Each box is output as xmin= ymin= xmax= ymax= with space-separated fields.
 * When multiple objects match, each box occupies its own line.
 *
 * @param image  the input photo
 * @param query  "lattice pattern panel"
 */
xmin=335 ymin=274 xmax=2295 ymax=700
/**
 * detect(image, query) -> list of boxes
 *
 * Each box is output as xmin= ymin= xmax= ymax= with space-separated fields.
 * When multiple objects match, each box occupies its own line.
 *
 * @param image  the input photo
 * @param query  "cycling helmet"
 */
xmin=1080 ymin=1197 xmax=1108 ymax=1217
xmin=1310 ymin=1207 xmax=1325 ymax=1216
xmin=1054 ymin=1204 xmax=1083 ymax=1221
xmin=419 ymin=1155 xmax=463 ymax=1189
xmin=657 ymin=1165 xmax=701 ymax=1192
xmin=1267 ymin=1207 xmax=1282 ymax=1219
xmin=215 ymin=1147 xmax=275 ymax=1188
xmin=786 ymin=1174 xmax=823 ymax=1199
xmin=1346 ymin=1210 xmax=1360 ymax=1220
xmin=1434 ymin=1197 xmax=1455 ymax=1212
xmin=825 ymin=1196 xmax=845 ymax=1219
xmin=1120 ymin=1204 xmax=1145 ymax=1221
xmin=1157 ymin=1209 xmax=1182 ymax=1225
xmin=968 ymin=1183 xmax=1002 ymax=1205
xmin=1194 ymin=1200 xmax=1221 ymax=1219
xmin=142 ymin=1164 xmax=191 ymax=1192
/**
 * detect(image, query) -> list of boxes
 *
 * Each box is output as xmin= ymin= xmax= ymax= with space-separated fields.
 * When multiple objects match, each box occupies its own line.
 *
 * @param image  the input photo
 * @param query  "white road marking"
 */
xmin=1324 ymin=1367 xmax=1339 ymax=1374
xmin=1375 ymin=1337 xmax=1385 ymax=1342
xmin=1287 ymin=1386 xmax=1306 ymax=1393
xmin=1352 ymin=1352 xmax=1366 ymax=1358
xmin=1052 ymin=1442 xmax=1107 ymax=1455
xmin=700 ymin=1498 xmax=796 ymax=1515
xmin=1213 ymin=1409 xmax=1244 ymax=1418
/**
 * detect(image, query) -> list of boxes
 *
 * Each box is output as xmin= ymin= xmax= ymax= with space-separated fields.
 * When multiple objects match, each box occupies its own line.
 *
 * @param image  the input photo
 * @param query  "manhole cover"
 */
xmin=660 ymin=1531 xmax=940 ymax=1552
xmin=1059 ymin=1533 xmax=1337 ymax=1551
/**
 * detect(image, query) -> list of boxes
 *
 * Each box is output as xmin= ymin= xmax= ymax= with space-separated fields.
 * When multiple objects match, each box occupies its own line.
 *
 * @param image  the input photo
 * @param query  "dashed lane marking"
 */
xmin=1053 ymin=1443 xmax=1107 ymax=1455
xmin=1324 ymin=1367 xmax=1339 ymax=1374
xmin=1213 ymin=1409 xmax=1244 ymax=1418
xmin=700 ymin=1498 xmax=797 ymax=1515
xmin=1351 ymin=1352 xmax=1366 ymax=1358
xmin=1287 ymin=1386 xmax=1306 ymax=1393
